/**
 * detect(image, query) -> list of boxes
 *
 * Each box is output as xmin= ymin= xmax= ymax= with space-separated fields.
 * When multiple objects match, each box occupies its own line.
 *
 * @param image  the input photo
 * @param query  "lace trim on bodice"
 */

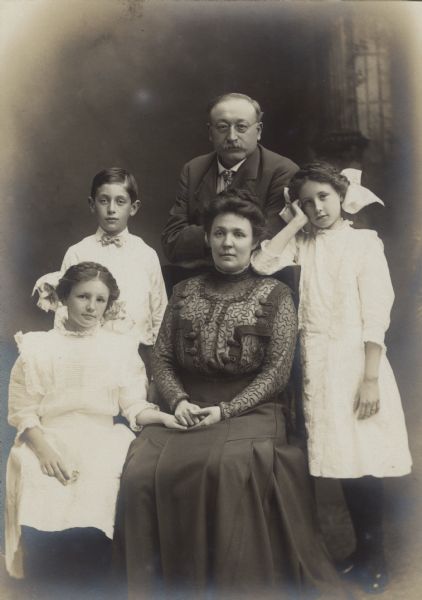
xmin=54 ymin=306 xmax=101 ymax=337
xmin=152 ymin=270 xmax=298 ymax=418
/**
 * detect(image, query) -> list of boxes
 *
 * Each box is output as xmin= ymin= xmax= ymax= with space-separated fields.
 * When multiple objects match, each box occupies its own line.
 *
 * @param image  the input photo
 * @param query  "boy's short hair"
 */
xmin=90 ymin=168 xmax=139 ymax=204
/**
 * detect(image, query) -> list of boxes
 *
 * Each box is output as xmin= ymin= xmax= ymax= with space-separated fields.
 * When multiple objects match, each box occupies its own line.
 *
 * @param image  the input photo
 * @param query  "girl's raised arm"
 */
xmin=252 ymin=201 xmax=307 ymax=275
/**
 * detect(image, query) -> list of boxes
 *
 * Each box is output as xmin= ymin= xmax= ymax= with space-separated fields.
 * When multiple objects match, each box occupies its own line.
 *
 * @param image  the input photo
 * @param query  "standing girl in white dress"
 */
xmin=252 ymin=162 xmax=412 ymax=594
xmin=6 ymin=261 xmax=184 ymax=597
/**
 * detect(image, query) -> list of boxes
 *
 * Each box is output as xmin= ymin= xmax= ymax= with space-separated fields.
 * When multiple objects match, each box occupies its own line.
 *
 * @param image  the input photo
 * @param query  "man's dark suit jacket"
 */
xmin=161 ymin=144 xmax=298 ymax=266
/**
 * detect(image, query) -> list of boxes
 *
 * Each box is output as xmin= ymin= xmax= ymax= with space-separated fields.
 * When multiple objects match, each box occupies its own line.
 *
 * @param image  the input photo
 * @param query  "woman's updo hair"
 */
xmin=289 ymin=161 xmax=350 ymax=201
xmin=56 ymin=262 xmax=120 ymax=310
xmin=203 ymin=189 xmax=267 ymax=241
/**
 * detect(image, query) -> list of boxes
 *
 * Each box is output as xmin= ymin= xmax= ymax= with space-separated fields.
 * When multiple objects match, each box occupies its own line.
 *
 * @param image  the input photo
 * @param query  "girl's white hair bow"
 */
xmin=341 ymin=168 xmax=384 ymax=214
xmin=32 ymin=271 xmax=62 ymax=312
xmin=32 ymin=270 xmax=134 ymax=331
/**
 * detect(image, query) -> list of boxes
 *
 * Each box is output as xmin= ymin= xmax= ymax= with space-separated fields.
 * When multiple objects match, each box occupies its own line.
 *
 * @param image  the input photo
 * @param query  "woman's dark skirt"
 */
xmin=113 ymin=402 xmax=342 ymax=599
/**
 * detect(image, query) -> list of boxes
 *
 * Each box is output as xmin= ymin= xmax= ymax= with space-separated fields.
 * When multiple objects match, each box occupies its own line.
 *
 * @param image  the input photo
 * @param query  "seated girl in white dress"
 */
xmin=5 ymin=261 xmax=184 ymax=596
xmin=252 ymin=162 xmax=412 ymax=595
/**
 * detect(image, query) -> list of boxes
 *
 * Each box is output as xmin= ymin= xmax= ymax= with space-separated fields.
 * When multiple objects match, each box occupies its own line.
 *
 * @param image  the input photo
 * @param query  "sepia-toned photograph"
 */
xmin=0 ymin=1 xmax=421 ymax=598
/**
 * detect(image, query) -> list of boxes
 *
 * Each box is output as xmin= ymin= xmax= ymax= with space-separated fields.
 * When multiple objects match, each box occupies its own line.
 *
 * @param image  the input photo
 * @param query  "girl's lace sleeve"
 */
xmin=118 ymin=342 xmax=157 ymax=432
xmin=8 ymin=356 xmax=43 ymax=441
xmin=220 ymin=285 xmax=298 ymax=419
xmin=357 ymin=232 xmax=395 ymax=348
xmin=151 ymin=299 xmax=190 ymax=413
xmin=251 ymin=237 xmax=298 ymax=275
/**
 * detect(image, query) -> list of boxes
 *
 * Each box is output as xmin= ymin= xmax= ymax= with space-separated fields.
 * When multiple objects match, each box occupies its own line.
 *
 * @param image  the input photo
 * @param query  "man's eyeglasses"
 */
xmin=211 ymin=122 xmax=259 ymax=135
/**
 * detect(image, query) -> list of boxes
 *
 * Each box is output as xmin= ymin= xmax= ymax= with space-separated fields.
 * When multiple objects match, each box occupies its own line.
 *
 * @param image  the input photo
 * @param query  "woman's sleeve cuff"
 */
xmin=219 ymin=403 xmax=230 ymax=420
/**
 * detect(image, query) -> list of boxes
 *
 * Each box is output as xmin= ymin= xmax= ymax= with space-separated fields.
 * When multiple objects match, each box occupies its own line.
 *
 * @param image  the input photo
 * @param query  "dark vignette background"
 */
xmin=0 ymin=1 xmax=419 ymax=333
xmin=0 ymin=0 xmax=421 ymax=593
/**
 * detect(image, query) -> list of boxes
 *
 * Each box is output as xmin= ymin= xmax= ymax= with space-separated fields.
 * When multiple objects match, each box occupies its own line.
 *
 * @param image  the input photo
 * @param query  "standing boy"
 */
xmin=61 ymin=168 xmax=167 ymax=375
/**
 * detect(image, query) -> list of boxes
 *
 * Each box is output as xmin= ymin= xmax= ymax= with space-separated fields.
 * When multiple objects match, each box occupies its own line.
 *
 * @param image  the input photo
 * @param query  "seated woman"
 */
xmin=114 ymin=190 xmax=342 ymax=599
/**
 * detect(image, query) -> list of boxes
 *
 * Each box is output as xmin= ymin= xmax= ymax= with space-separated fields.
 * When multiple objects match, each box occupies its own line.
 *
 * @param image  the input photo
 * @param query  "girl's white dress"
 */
xmin=252 ymin=221 xmax=412 ymax=479
xmin=6 ymin=324 xmax=154 ymax=578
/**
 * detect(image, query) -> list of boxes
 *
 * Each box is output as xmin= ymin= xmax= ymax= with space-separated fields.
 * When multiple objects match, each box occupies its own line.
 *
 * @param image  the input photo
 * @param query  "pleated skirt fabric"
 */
xmin=114 ymin=402 xmax=343 ymax=599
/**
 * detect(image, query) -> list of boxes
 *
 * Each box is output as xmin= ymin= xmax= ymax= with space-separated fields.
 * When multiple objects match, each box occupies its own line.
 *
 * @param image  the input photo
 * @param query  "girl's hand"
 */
xmin=175 ymin=400 xmax=204 ymax=427
xmin=161 ymin=413 xmax=188 ymax=431
xmin=36 ymin=446 xmax=74 ymax=486
xmin=191 ymin=406 xmax=221 ymax=429
xmin=353 ymin=378 xmax=380 ymax=420
xmin=290 ymin=200 xmax=309 ymax=229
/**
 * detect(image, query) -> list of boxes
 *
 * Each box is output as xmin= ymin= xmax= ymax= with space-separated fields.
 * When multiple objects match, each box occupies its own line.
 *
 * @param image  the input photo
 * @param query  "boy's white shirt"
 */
xmin=60 ymin=227 xmax=167 ymax=346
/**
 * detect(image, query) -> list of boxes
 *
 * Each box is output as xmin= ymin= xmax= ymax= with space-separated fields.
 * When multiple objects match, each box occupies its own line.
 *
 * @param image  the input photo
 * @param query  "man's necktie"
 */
xmin=100 ymin=234 xmax=123 ymax=247
xmin=222 ymin=170 xmax=235 ymax=190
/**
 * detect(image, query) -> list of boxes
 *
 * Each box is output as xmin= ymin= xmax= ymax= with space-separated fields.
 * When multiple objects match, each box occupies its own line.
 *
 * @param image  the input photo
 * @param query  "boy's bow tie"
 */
xmin=100 ymin=234 xmax=123 ymax=247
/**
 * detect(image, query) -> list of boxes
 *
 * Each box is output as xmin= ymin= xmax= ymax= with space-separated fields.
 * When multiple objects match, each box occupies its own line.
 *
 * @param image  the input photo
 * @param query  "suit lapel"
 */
xmin=194 ymin=156 xmax=218 ymax=217
xmin=231 ymin=146 xmax=260 ymax=194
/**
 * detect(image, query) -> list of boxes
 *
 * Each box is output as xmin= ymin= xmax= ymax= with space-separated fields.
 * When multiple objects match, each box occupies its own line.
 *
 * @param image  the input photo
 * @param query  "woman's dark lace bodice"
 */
xmin=152 ymin=268 xmax=297 ymax=419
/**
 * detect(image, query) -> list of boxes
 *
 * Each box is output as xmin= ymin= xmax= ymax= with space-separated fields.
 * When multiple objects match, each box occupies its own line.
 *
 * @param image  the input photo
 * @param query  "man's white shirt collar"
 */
xmin=217 ymin=158 xmax=246 ymax=175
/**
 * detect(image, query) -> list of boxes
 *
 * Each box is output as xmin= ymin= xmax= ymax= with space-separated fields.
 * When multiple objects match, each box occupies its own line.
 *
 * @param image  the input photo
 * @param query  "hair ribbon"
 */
xmin=32 ymin=271 xmax=62 ymax=312
xmin=341 ymin=168 xmax=384 ymax=214
xmin=32 ymin=269 xmax=133 ymax=331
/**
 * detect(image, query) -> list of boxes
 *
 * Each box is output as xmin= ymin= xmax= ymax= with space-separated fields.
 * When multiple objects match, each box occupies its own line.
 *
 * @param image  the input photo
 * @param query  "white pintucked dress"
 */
xmin=6 ymin=325 xmax=154 ymax=578
xmin=252 ymin=221 xmax=412 ymax=479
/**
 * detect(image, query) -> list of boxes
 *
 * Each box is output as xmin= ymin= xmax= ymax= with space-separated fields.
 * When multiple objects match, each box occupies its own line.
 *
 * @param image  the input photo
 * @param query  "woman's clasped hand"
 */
xmin=174 ymin=400 xmax=221 ymax=428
